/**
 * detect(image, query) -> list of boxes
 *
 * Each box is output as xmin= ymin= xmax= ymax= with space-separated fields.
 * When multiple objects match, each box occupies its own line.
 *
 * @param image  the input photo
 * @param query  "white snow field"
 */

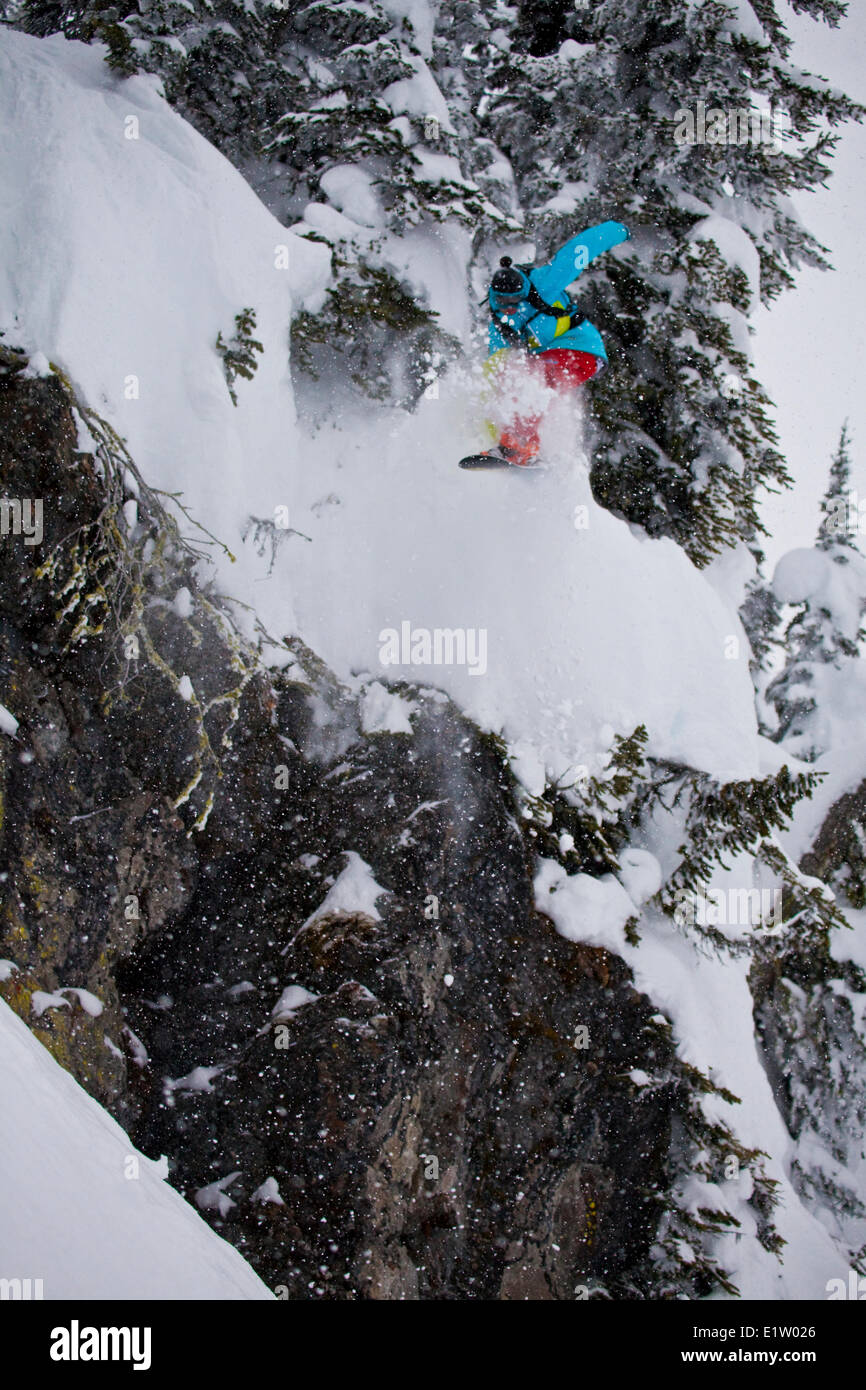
xmin=0 ymin=999 xmax=273 ymax=1299
xmin=0 ymin=28 xmax=859 ymax=1299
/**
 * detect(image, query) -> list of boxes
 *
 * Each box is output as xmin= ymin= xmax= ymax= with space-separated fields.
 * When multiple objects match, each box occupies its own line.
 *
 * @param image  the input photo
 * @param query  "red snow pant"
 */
xmin=498 ymin=348 xmax=602 ymax=462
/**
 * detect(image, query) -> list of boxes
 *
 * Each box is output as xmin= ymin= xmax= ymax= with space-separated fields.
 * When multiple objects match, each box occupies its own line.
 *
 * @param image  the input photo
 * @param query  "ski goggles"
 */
xmin=491 ymin=293 xmax=525 ymax=314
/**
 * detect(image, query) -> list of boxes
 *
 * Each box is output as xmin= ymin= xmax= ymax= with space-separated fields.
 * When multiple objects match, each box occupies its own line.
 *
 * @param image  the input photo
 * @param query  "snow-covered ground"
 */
xmin=0 ymin=29 xmax=330 ymax=563
xmin=0 ymin=30 xmax=760 ymax=790
xmin=0 ymin=27 xmax=860 ymax=1299
xmin=0 ymin=998 xmax=272 ymax=1299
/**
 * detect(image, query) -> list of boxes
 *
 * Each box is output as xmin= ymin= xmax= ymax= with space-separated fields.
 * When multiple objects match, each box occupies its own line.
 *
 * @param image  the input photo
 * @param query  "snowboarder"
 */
xmin=460 ymin=220 xmax=631 ymax=469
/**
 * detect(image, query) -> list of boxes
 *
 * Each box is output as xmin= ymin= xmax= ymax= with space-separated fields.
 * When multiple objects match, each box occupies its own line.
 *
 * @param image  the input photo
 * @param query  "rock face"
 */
xmin=0 ymin=348 xmax=677 ymax=1297
xmin=0 ymin=345 xmax=257 ymax=1117
xmin=125 ymin=703 xmax=677 ymax=1299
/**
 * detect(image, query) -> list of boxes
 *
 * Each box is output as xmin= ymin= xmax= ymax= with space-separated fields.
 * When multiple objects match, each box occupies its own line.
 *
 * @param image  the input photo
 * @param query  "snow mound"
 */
xmin=0 ymin=703 xmax=19 ymax=737
xmin=773 ymin=546 xmax=866 ymax=642
xmin=271 ymin=985 xmax=319 ymax=1020
xmin=0 ymin=999 xmax=272 ymax=1299
xmin=300 ymin=851 xmax=389 ymax=930
xmin=535 ymin=857 xmax=636 ymax=949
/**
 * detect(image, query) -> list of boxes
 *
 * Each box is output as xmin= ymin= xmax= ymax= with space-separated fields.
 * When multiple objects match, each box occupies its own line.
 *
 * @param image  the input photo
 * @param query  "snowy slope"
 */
xmin=0 ymin=29 xmax=759 ymax=792
xmin=0 ymin=29 xmax=330 ymax=568
xmin=283 ymin=382 xmax=760 ymax=789
xmin=1 ymin=28 xmax=852 ymax=1299
xmin=0 ymin=999 xmax=272 ymax=1299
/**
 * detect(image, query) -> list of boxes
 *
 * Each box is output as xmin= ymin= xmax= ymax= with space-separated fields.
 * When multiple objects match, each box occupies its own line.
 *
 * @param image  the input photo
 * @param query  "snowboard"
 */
xmin=459 ymin=451 xmax=543 ymax=470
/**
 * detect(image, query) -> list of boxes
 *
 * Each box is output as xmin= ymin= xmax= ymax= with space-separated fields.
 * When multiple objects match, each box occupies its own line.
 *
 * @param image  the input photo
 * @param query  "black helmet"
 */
xmin=489 ymin=256 xmax=531 ymax=313
xmin=491 ymin=256 xmax=527 ymax=295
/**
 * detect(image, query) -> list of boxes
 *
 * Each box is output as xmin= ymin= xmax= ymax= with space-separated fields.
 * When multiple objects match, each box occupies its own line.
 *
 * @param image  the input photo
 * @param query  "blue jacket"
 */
xmin=488 ymin=220 xmax=630 ymax=361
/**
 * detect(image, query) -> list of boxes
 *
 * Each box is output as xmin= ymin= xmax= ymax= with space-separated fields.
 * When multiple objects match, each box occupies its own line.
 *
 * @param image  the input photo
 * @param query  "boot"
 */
xmin=498 ymin=435 xmax=539 ymax=467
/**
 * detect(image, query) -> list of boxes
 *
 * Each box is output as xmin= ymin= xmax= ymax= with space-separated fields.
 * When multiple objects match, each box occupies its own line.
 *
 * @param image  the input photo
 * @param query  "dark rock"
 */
xmin=0 ymin=350 xmax=676 ymax=1297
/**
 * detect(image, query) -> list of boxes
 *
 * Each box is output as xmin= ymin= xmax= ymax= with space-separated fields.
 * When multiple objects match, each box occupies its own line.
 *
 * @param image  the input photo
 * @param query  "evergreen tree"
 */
xmin=756 ymin=423 xmax=866 ymax=1268
xmin=12 ymin=0 xmax=862 ymax=531
xmin=767 ymin=424 xmax=866 ymax=758
xmin=755 ymin=834 xmax=866 ymax=1275
xmin=259 ymin=2 xmax=515 ymax=400
xmin=12 ymin=0 xmax=513 ymax=403
xmin=740 ymin=567 xmax=783 ymax=681
xmin=216 ymin=307 xmax=264 ymax=407
xmin=740 ymin=535 xmax=784 ymax=714
xmin=447 ymin=0 xmax=862 ymax=564
xmin=525 ymin=740 xmax=832 ymax=1292
xmin=817 ymin=419 xmax=857 ymax=551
